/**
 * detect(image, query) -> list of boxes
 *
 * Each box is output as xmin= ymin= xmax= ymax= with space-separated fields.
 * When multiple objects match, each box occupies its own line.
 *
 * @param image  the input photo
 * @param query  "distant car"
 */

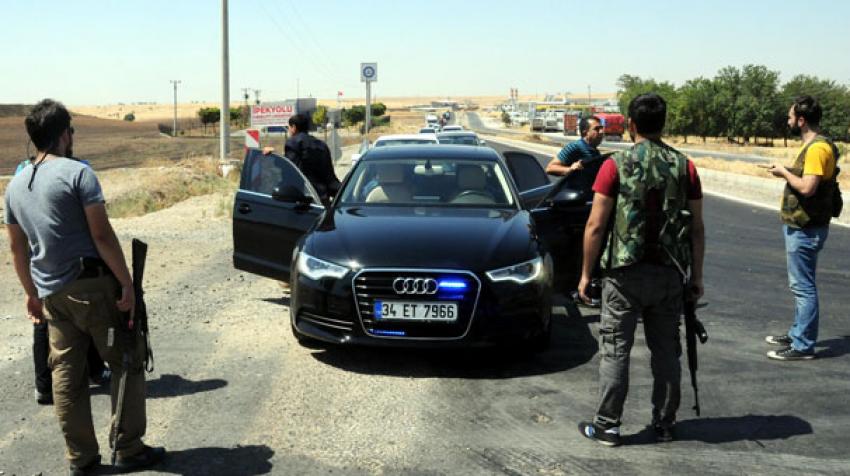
xmin=442 ymin=125 xmax=464 ymax=132
xmin=419 ymin=127 xmax=438 ymax=135
xmin=352 ymin=134 xmax=438 ymax=164
xmin=437 ymin=131 xmax=485 ymax=146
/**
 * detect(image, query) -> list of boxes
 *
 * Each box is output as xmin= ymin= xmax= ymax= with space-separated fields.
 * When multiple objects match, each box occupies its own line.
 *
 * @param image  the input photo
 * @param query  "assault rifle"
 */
xmin=684 ymin=285 xmax=709 ymax=416
xmin=110 ymin=239 xmax=154 ymax=464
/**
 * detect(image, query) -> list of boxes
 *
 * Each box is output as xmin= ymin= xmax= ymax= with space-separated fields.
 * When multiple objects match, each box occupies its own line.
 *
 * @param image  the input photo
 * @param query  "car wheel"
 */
xmin=526 ymin=319 xmax=552 ymax=353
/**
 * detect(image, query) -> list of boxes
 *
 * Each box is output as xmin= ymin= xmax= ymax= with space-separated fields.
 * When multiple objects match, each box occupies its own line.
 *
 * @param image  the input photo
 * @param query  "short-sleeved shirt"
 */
xmin=592 ymin=141 xmax=702 ymax=264
xmin=800 ymin=141 xmax=836 ymax=179
xmin=556 ymin=138 xmax=602 ymax=191
xmin=4 ymin=158 xmax=105 ymax=298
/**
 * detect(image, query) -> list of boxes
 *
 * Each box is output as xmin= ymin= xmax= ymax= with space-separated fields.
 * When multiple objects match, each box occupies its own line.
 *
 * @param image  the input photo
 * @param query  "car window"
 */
xmin=240 ymin=150 xmax=318 ymax=201
xmin=338 ymin=158 xmax=516 ymax=208
xmin=438 ymin=135 xmax=479 ymax=146
xmin=374 ymin=139 xmax=437 ymax=147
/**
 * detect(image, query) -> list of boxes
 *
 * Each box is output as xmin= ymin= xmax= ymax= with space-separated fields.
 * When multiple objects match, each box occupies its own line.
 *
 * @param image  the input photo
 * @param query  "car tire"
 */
xmin=526 ymin=319 xmax=552 ymax=353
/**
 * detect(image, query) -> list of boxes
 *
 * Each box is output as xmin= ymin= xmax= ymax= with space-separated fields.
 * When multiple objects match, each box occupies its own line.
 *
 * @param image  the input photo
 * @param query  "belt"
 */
xmin=77 ymin=257 xmax=114 ymax=280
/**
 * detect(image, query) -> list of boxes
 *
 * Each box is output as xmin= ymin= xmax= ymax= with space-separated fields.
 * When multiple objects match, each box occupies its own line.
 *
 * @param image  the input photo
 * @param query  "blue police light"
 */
xmin=438 ymin=279 xmax=467 ymax=291
xmin=370 ymin=329 xmax=406 ymax=337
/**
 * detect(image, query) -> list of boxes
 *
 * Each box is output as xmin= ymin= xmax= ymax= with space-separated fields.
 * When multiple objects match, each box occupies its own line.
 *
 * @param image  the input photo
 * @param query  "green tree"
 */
xmin=343 ymin=105 xmax=366 ymax=126
xmin=616 ymin=74 xmax=678 ymax=134
xmin=313 ymin=105 xmax=328 ymax=127
xmin=197 ymin=107 xmax=221 ymax=134
xmin=713 ymin=66 xmax=743 ymax=142
xmin=501 ymin=111 xmax=511 ymax=126
xmin=123 ymin=112 xmax=135 ymax=122
xmin=675 ymin=78 xmax=717 ymax=143
xmin=781 ymin=75 xmax=850 ymax=142
xmin=371 ymin=102 xmax=387 ymax=117
xmin=737 ymin=64 xmax=781 ymax=144
xmin=229 ymin=107 xmax=242 ymax=124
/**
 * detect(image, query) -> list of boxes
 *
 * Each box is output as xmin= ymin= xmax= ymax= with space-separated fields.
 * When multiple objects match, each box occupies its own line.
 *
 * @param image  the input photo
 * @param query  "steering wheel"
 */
xmin=452 ymin=190 xmax=496 ymax=203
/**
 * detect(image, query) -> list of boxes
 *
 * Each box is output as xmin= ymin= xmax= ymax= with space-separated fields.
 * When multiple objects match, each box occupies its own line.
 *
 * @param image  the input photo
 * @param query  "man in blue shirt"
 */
xmin=545 ymin=115 xmax=604 ymax=192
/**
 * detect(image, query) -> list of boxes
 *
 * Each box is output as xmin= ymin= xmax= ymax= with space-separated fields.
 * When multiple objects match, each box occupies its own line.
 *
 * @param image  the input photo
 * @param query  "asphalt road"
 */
xmin=1 ymin=145 xmax=849 ymax=475
xmin=467 ymin=112 xmax=775 ymax=163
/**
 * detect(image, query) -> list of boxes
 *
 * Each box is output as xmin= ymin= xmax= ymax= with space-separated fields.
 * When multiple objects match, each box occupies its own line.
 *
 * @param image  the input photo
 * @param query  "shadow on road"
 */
xmin=93 ymin=444 xmax=275 ymax=475
xmin=92 ymin=374 xmax=227 ymax=398
xmin=309 ymin=312 xmax=599 ymax=379
xmin=816 ymin=335 xmax=850 ymax=359
xmin=260 ymin=295 xmax=290 ymax=307
xmin=622 ymin=414 xmax=813 ymax=445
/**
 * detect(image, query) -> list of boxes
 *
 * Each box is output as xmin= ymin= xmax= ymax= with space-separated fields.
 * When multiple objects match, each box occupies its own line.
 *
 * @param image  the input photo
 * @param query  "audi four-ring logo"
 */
xmin=393 ymin=277 xmax=438 ymax=295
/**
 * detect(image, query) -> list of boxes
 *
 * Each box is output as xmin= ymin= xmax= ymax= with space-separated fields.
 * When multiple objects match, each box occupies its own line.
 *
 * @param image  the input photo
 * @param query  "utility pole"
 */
xmin=220 ymin=0 xmax=230 ymax=162
xmin=170 ymin=80 xmax=181 ymax=137
xmin=241 ymin=87 xmax=250 ymax=107
xmin=252 ymin=89 xmax=261 ymax=105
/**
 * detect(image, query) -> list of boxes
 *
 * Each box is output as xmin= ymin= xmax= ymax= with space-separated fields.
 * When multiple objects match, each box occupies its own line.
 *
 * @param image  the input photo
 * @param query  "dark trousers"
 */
xmin=594 ymin=263 xmax=683 ymax=429
xmin=33 ymin=322 xmax=106 ymax=394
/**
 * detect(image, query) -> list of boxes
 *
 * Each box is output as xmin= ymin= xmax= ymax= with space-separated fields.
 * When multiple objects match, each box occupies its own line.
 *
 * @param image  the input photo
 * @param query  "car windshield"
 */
xmin=339 ymin=158 xmax=516 ymax=208
xmin=374 ymin=139 xmax=436 ymax=147
xmin=438 ymin=135 xmax=479 ymax=145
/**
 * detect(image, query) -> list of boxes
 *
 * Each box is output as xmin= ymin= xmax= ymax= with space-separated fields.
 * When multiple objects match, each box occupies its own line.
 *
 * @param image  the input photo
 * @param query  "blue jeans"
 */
xmin=784 ymin=224 xmax=829 ymax=354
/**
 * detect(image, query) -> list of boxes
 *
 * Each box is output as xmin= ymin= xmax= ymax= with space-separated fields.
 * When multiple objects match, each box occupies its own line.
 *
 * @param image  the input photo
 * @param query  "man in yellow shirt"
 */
xmin=765 ymin=95 xmax=840 ymax=360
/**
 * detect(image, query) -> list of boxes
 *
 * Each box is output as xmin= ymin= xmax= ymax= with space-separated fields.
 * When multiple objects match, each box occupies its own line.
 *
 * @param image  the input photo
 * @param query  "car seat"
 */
xmin=365 ymin=164 xmax=413 ymax=203
xmin=450 ymin=165 xmax=496 ymax=204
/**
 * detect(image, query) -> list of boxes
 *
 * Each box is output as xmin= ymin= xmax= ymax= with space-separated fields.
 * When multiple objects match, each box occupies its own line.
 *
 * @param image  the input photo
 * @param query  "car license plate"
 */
xmin=374 ymin=300 xmax=458 ymax=321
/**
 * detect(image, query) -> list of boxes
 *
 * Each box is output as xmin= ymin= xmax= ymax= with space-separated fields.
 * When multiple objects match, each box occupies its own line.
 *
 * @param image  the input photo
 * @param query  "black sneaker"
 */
xmin=578 ymin=421 xmax=621 ymax=447
xmin=35 ymin=389 xmax=53 ymax=405
xmin=89 ymin=367 xmax=111 ymax=386
xmin=114 ymin=445 xmax=166 ymax=471
xmin=767 ymin=347 xmax=815 ymax=361
xmin=69 ymin=455 xmax=100 ymax=476
xmin=653 ymin=424 xmax=675 ymax=442
xmin=765 ymin=335 xmax=792 ymax=346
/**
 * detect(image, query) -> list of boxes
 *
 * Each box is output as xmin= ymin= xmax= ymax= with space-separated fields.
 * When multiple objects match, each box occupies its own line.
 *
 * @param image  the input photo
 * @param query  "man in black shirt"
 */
xmin=283 ymin=114 xmax=340 ymax=203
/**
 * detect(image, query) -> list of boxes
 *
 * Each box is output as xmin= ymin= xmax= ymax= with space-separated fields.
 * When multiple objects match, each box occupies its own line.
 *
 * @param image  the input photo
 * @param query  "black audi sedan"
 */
xmin=233 ymin=144 xmax=589 ymax=349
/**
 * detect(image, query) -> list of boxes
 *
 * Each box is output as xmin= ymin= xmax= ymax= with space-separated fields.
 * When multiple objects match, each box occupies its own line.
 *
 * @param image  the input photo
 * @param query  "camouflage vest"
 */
xmin=780 ymin=135 xmax=841 ymax=228
xmin=601 ymin=141 xmax=693 ymax=272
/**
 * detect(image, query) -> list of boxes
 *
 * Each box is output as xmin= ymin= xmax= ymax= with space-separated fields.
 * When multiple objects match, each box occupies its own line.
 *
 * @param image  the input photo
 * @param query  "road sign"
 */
xmin=245 ymin=129 xmax=260 ymax=148
xmin=250 ymin=101 xmax=294 ymax=127
xmin=360 ymin=62 xmax=377 ymax=82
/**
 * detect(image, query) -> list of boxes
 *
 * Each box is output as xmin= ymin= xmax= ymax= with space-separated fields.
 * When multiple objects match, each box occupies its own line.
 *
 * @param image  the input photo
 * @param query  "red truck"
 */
xmin=563 ymin=112 xmax=625 ymax=141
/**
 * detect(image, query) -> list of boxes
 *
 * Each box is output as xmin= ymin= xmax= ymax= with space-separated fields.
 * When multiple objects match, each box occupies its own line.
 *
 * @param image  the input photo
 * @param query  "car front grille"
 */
xmin=353 ymin=269 xmax=481 ymax=339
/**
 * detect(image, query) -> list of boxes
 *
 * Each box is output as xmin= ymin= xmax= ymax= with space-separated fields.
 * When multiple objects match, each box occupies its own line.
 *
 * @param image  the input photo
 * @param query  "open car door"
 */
xmin=502 ymin=150 xmax=592 ymax=294
xmin=232 ymin=149 xmax=324 ymax=282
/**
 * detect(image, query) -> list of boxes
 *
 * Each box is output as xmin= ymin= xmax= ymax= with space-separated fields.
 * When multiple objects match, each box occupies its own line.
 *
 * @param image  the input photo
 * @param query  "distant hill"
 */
xmin=0 ymin=104 xmax=31 ymax=118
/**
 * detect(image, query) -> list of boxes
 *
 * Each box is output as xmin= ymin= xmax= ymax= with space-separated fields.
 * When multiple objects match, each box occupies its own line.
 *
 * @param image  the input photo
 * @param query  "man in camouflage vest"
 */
xmin=576 ymin=93 xmax=705 ymax=446
xmin=764 ymin=95 xmax=840 ymax=361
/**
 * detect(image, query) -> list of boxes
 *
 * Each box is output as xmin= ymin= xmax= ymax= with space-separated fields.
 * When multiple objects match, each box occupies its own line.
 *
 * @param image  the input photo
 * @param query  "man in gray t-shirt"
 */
xmin=5 ymin=99 xmax=164 ymax=473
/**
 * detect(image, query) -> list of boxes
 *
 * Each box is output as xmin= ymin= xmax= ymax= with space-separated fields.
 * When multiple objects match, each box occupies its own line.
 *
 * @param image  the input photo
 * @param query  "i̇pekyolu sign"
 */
xmin=250 ymin=102 xmax=295 ymax=127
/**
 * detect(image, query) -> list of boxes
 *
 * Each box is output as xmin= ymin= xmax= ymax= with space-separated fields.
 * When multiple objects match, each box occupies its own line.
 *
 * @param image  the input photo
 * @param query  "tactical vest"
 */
xmin=602 ymin=141 xmax=693 ymax=272
xmin=780 ymin=135 xmax=841 ymax=228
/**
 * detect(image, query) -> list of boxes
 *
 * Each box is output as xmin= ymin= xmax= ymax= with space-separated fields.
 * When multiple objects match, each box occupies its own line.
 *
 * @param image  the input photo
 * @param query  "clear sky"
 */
xmin=1 ymin=0 xmax=848 ymax=105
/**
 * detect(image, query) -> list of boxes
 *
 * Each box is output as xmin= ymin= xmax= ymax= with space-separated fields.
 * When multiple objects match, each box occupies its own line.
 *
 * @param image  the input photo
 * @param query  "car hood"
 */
xmin=305 ymin=206 xmax=537 ymax=272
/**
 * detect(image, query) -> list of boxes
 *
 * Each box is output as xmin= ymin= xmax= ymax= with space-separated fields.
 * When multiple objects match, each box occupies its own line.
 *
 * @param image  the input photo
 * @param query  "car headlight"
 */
xmin=296 ymin=252 xmax=349 ymax=280
xmin=485 ymin=257 xmax=543 ymax=284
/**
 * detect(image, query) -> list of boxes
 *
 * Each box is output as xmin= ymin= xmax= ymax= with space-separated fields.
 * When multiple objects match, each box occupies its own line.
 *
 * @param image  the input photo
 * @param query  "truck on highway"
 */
xmin=563 ymin=112 xmax=625 ymax=140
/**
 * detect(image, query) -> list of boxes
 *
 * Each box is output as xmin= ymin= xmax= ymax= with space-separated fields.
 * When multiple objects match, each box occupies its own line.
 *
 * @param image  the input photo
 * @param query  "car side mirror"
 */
xmin=272 ymin=185 xmax=313 ymax=206
xmin=551 ymin=189 xmax=586 ymax=209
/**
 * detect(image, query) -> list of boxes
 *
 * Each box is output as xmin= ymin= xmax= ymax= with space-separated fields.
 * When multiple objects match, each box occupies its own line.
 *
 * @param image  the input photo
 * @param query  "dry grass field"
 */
xmin=0 ymin=114 xmax=243 ymax=175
